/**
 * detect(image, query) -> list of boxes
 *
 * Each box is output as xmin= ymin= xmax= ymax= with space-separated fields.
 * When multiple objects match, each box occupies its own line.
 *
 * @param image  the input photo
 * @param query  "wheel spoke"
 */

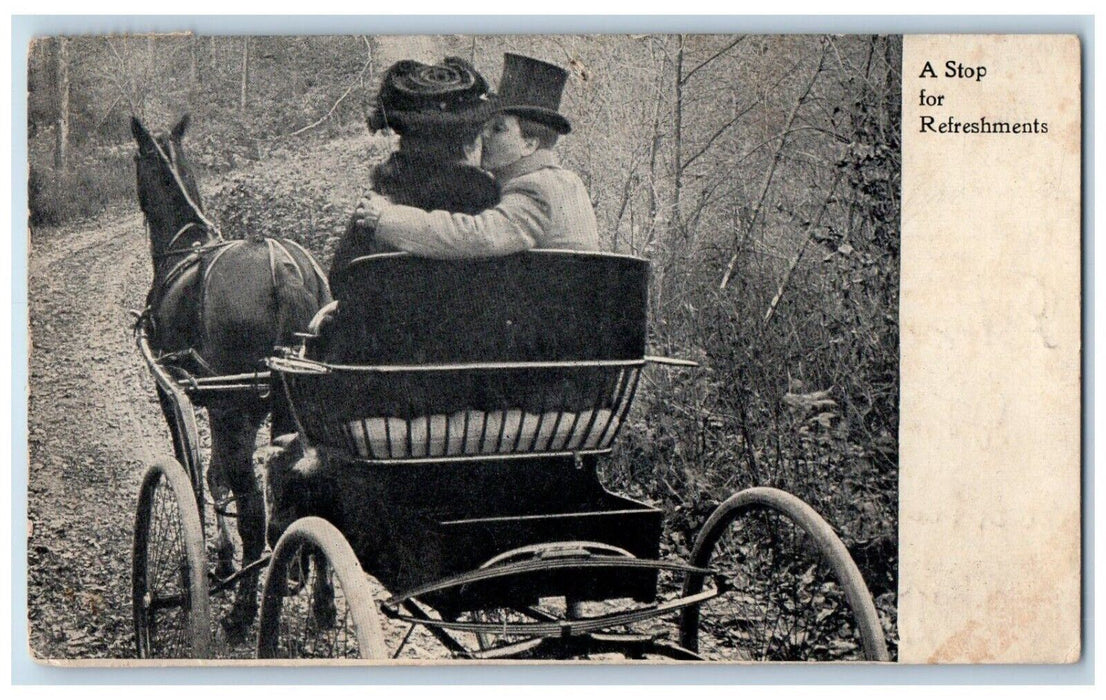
xmin=148 ymin=484 xmax=169 ymax=591
xmin=133 ymin=461 xmax=211 ymax=659
xmin=258 ymin=517 xmax=383 ymax=660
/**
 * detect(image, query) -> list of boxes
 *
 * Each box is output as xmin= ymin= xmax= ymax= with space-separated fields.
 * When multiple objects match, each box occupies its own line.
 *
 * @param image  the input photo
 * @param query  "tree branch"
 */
xmin=255 ymin=36 xmax=374 ymax=142
xmin=720 ymin=41 xmax=829 ymax=291
xmin=762 ymin=170 xmax=842 ymax=326
xmin=678 ymin=58 xmax=800 ymax=173
xmin=680 ymin=36 xmax=745 ymax=85
xmin=99 ymin=38 xmax=141 ymax=118
xmin=679 ymin=98 xmax=759 ymax=172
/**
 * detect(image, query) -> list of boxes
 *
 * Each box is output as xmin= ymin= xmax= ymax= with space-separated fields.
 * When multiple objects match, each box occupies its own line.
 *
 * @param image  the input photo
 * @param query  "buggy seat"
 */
xmin=270 ymin=251 xmax=650 ymax=462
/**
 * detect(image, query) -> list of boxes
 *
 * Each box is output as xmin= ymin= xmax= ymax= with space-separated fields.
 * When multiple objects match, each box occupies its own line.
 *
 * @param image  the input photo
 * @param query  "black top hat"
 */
xmin=368 ymin=57 xmax=498 ymax=136
xmin=495 ymin=53 xmax=572 ymax=135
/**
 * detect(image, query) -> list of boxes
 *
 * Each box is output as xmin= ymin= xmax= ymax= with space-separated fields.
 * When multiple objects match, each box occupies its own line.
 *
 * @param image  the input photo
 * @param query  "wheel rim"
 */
xmin=682 ymin=487 xmax=888 ymax=661
xmin=258 ymin=517 xmax=385 ymax=659
xmin=697 ymin=509 xmax=867 ymax=660
xmin=134 ymin=471 xmax=198 ymax=657
xmin=265 ymin=543 xmax=363 ymax=658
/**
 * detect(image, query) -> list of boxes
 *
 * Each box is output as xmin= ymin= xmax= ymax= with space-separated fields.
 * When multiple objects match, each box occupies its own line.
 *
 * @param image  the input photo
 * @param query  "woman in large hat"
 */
xmin=328 ymin=56 xmax=502 ymax=292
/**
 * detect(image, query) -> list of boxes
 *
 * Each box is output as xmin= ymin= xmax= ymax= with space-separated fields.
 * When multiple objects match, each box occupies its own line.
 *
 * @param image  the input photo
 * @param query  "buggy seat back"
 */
xmin=273 ymin=251 xmax=650 ymax=462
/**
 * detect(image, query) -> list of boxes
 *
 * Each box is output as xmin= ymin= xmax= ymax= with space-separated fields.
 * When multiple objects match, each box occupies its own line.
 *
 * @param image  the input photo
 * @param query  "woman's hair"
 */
xmin=395 ymin=119 xmax=483 ymax=162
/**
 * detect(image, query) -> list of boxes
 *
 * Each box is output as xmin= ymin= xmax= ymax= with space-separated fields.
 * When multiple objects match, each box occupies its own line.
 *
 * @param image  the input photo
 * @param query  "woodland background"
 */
xmin=27 ymin=33 xmax=901 ymax=656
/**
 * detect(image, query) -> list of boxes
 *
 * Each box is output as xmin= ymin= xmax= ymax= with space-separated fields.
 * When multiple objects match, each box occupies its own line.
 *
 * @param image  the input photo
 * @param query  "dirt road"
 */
xmin=28 ymin=208 xmax=176 ymax=659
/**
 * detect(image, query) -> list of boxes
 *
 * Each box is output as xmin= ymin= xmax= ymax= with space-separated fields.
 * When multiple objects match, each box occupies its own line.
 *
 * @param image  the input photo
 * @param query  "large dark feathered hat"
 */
xmin=495 ymin=53 xmax=572 ymax=135
xmin=368 ymin=57 xmax=498 ymax=135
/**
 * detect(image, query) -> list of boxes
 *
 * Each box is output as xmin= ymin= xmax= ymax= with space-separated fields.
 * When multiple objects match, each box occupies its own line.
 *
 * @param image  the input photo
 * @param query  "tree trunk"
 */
xmin=670 ymin=33 xmax=685 ymax=238
xmin=364 ymin=36 xmax=375 ymax=90
xmin=145 ymin=35 xmax=155 ymax=115
xmin=53 ymin=36 xmax=69 ymax=175
xmin=189 ymin=35 xmax=198 ymax=96
xmin=646 ymin=39 xmax=664 ymax=237
xmin=239 ymin=37 xmax=249 ymax=111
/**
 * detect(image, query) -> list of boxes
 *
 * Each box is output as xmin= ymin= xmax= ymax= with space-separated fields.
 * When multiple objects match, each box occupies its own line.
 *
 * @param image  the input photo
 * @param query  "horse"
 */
xmin=131 ymin=114 xmax=331 ymax=641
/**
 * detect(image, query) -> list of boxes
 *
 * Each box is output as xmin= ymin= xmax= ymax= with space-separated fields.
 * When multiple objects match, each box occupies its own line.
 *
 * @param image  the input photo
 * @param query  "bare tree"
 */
xmin=53 ymin=36 xmax=69 ymax=175
xmin=239 ymin=36 xmax=249 ymax=111
xmin=720 ymin=40 xmax=830 ymax=290
xmin=670 ymin=33 xmax=684 ymax=238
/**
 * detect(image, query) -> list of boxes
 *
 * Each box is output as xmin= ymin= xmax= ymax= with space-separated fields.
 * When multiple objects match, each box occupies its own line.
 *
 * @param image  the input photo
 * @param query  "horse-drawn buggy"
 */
xmin=132 ymin=252 xmax=889 ymax=661
xmin=128 ymin=116 xmax=888 ymax=662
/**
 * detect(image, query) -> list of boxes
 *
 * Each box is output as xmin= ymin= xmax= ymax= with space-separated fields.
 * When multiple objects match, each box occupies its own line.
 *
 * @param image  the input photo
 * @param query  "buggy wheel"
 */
xmin=257 ymin=517 xmax=386 ymax=659
xmin=132 ymin=458 xmax=213 ymax=658
xmin=679 ymin=487 xmax=889 ymax=661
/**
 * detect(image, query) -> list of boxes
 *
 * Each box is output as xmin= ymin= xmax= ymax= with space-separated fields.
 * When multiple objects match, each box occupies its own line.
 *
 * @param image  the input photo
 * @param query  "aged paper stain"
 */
xmin=900 ymin=35 xmax=1080 ymax=664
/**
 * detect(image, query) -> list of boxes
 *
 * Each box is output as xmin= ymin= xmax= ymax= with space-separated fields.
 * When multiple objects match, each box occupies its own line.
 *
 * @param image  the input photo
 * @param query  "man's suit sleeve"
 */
xmin=374 ymin=186 xmax=549 ymax=259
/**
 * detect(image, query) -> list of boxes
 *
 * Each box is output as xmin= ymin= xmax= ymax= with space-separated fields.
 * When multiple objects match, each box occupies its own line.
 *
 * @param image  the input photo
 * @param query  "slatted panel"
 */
xmin=281 ymin=365 xmax=641 ymax=460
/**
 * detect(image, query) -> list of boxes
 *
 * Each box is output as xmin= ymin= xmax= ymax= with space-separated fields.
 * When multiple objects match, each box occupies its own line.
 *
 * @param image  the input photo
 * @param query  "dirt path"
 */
xmin=28 ymin=209 xmax=175 ymax=659
xmin=25 ymin=206 xmax=448 ymax=661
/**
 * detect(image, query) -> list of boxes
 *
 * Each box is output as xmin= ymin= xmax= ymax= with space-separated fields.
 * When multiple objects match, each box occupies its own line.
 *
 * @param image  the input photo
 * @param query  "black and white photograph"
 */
xmin=25 ymin=32 xmax=902 ymax=663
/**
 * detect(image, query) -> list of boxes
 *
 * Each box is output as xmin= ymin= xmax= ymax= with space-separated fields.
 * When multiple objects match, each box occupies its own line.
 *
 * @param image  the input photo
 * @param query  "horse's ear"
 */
xmin=131 ymin=116 xmax=153 ymax=148
xmin=171 ymin=114 xmax=190 ymax=142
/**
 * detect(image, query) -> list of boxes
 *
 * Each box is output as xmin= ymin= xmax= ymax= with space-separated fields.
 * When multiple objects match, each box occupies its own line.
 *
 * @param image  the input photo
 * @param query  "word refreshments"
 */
xmin=920 ymin=115 xmax=1048 ymax=134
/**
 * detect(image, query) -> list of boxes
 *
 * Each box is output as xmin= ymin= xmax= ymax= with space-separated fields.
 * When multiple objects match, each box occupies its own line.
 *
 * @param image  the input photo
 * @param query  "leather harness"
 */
xmin=136 ymin=133 xmax=328 ymax=381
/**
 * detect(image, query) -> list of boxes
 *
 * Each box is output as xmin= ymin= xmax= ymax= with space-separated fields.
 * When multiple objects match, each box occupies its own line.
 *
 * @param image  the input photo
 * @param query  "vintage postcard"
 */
xmin=21 ymin=30 xmax=1081 ymax=666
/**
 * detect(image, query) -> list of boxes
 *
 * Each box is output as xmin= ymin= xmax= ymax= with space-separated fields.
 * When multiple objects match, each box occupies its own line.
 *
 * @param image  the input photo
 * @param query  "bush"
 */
xmin=206 ymin=132 xmax=392 ymax=267
xmin=29 ymin=149 xmax=134 ymax=227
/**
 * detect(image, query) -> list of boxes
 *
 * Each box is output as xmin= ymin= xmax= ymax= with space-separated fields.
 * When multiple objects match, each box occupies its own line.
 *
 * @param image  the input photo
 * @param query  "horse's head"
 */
xmin=131 ymin=114 xmax=210 ymax=258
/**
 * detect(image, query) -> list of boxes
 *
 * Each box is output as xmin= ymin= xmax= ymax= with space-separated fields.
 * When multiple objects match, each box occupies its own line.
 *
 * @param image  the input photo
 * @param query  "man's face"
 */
xmin=481 ymin=114 xmax=537 ymax=171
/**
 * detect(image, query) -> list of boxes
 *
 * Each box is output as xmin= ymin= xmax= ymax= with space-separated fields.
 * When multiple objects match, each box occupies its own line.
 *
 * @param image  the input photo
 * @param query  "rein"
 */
xmin=139 ymin=134 xmax=224 ymax=257
xmin=137 ymin=136 xmax=227 ymax=372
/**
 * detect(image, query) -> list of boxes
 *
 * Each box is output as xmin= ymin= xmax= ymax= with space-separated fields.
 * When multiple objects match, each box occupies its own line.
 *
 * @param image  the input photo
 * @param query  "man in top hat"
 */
xmin=354 ymin=53 xmax=600 ymax=257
